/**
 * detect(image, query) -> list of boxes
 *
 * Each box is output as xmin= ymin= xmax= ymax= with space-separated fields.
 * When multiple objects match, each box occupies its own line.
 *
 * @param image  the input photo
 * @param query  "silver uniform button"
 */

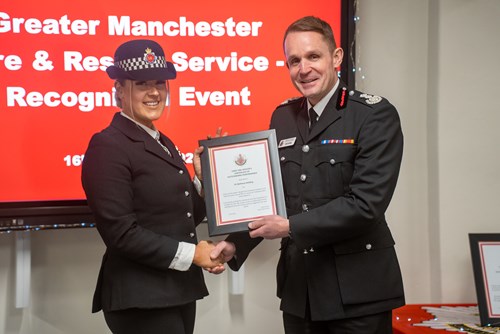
xmin=300 ymin=174 xmax=307 ymax=182
xmin=179 ymin=170 xmax=184 ymax=174
xmin=302 ymin=203 xmax=309 ymax=211
xmin=302 ymin=145 xmax=310 ymax=153
xmin=280 ymin=156 xmax=286 ymax=161
xmin=366 ymin=243 xmax=372 ymax=250
xmin=303 ymin=249 xmax=308 ymax=254
xmin=189 ymin=232 xmax=195 ymax=238
xmin=309 ymin=247 xmax=315 ymax=252
xmin=184 ymin=191 xmax=190 ymax=197
xmin=186 ymin=212 xmax=192 ymax=218
xmin=330 ymin=159 xmax=336 ymax=165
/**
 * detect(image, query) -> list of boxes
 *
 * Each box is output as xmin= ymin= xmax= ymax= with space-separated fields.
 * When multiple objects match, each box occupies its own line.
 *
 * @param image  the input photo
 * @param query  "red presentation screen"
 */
xmin=0 ymin=0 xmax=348 ymax=226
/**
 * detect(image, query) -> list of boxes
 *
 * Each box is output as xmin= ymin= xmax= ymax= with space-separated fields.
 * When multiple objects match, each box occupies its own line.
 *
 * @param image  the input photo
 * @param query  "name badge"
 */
xmin=278 ymin=137 xmax=296 ymax=148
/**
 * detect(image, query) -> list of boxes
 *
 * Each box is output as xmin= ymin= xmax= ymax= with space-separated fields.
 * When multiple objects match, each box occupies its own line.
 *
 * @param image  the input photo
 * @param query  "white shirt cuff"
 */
xmin=193 ymin=175 xmax=203 ymax=196
xmin=169 ymin=242 xmax=195 ymax=271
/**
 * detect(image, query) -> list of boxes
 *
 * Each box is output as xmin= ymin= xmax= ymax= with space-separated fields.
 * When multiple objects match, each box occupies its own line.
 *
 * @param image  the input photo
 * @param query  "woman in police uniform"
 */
xmin=82 ymin=39 xmax=221 ymax=334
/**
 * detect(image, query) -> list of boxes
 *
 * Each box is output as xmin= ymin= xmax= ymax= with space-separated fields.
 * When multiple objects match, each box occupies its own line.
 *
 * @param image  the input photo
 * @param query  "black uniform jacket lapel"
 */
xmin=110 ymin=113 xmax=186 ymax=170
xmin=307 ymin=87 xmax=343 ymax=141
xmin=295 ymin=99 xmax=309 ymax=143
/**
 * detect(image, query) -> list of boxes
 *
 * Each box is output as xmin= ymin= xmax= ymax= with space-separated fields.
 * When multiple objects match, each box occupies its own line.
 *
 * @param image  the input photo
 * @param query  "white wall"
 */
xmin=355 ymin=0 xmax=434 ymax=303
xmin=355 ymin=0 xmax=434 ymax=304
xmin=432 ymin=0 xmax=500 ymax=302
xmin=0 ymin=228 xmax=283 ymax=334
xmin=2 ymin=0 xmax=500 ymax=333
xmin=356 ymin=0 xmax=500 ymax=304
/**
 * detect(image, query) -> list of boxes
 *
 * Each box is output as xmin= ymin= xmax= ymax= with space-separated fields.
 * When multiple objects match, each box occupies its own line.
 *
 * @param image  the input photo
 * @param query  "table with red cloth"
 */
xmin=392 ymin=304 xmax=499 ymax=334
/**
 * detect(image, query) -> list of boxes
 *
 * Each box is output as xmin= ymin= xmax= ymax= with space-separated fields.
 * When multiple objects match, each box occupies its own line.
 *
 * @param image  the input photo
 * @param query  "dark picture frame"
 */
xmin=199 ymin=130 xmax=286 ymax=236
xmin=468 ymin=233 xmax=500 ymax=327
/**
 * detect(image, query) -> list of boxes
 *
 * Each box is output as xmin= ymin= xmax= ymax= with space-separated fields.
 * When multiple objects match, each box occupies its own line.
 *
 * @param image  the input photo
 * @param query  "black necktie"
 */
xmin=309 ymin=107 xmax=318 ymax=131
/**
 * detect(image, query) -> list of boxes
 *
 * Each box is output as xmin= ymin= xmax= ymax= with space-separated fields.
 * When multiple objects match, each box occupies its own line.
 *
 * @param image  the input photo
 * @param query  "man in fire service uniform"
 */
xmin=210 ymin=16 xmax=405 ymax=334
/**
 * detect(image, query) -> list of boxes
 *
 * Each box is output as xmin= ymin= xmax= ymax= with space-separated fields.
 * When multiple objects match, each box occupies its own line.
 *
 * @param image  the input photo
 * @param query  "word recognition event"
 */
xmin=0 ymin=0 xmax=342 ymax=208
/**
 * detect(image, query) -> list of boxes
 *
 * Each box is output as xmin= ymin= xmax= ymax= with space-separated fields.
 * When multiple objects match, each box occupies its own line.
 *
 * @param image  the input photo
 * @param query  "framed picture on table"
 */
xmin=469 ymin=233 xmax=500 ymax=327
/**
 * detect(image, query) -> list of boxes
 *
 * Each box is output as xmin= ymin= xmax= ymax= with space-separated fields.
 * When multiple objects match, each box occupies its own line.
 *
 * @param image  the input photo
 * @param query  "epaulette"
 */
xmin=277 ymin=96 xmax=302 ymax=108
xmin=348 ymin=90 xmax=383 ymax=105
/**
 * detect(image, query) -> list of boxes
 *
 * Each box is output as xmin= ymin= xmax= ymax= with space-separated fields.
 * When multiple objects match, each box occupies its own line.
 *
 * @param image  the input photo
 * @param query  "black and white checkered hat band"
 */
xmin=116 ymin=56 xmax=168 ymax=72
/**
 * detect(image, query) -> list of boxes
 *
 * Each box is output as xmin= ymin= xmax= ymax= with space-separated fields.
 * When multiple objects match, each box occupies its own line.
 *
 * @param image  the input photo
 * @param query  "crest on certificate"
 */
xmin=234 ymin=153 xmax=247 ymax=166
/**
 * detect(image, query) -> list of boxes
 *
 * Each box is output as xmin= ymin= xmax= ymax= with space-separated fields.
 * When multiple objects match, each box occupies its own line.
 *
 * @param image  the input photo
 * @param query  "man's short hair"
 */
xmin=283 ymin=16 xmax=337 ymax=52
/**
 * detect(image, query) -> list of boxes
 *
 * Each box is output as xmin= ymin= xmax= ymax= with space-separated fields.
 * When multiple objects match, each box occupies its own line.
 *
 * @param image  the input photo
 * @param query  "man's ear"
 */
xmin=333 ymin=47 xmax=344 ymax=68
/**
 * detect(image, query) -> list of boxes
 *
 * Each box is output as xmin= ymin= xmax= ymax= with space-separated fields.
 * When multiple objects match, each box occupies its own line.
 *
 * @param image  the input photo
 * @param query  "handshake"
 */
xmin=193 ymin=240 xmax=236 ymax=274
xmin=191 ymin=214 xmax=290 ymax=273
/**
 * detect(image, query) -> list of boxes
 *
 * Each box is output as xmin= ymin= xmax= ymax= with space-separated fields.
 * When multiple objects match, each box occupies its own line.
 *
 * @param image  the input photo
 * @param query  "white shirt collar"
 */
xmin=120 ymin=112 xmax=159 ymax=140
xmin=307 ymin=79 xmax=340 ymax=118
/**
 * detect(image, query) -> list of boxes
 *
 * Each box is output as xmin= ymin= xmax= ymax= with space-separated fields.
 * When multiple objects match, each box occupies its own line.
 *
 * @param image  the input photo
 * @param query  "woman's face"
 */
xmin=116 ymin=79 xmax=168 ymax=128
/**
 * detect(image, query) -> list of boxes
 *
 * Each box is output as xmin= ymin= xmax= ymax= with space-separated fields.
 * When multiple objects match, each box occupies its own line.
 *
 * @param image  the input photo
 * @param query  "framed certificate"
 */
xmin=469 ymin=233 xmax=500 ymax=327
xmin=199 ymin=129 xmax=286 ymax=236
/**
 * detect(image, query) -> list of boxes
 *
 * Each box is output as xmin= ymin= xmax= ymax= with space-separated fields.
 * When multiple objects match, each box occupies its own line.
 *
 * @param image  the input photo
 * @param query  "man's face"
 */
xmin=116 ymin=79 xmax=168 ymax=128
xmin=284 ymin=31 xmax=343 ymax=106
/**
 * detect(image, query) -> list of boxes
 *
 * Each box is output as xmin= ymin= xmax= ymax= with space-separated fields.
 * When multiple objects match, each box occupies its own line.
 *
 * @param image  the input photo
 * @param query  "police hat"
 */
xmin=106 ymin=39 xmax=177 ymax=81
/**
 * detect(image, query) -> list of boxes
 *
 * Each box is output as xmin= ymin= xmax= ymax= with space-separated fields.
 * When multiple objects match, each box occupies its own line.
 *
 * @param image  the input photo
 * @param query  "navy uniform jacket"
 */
xmin=82 ymin=112 xmax=208 ymax=313
xmin=228 ymin=82 xmax=405 ymax=321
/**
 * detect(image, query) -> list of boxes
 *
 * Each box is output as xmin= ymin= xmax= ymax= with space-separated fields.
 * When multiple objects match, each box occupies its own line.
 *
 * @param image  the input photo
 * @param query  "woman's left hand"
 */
xmin=193 ymin=127 xmax=227 ymax=182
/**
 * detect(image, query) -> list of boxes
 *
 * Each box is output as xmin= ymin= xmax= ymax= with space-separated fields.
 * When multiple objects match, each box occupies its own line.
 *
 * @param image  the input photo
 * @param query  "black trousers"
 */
xmin=283 ymin=310 xmax=393 ymax=334
xmin=103 ymin=302 xmax=196 ymax=334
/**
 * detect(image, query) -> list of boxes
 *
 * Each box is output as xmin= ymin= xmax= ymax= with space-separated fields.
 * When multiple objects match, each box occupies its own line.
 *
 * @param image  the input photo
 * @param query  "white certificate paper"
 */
xmin=209 ymin=139 xmax=276 ymax=225
xmin=200 ymin=129 xmax=286 ymax=236
xmin=479 ymin=241 xmax=500 ymax=317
